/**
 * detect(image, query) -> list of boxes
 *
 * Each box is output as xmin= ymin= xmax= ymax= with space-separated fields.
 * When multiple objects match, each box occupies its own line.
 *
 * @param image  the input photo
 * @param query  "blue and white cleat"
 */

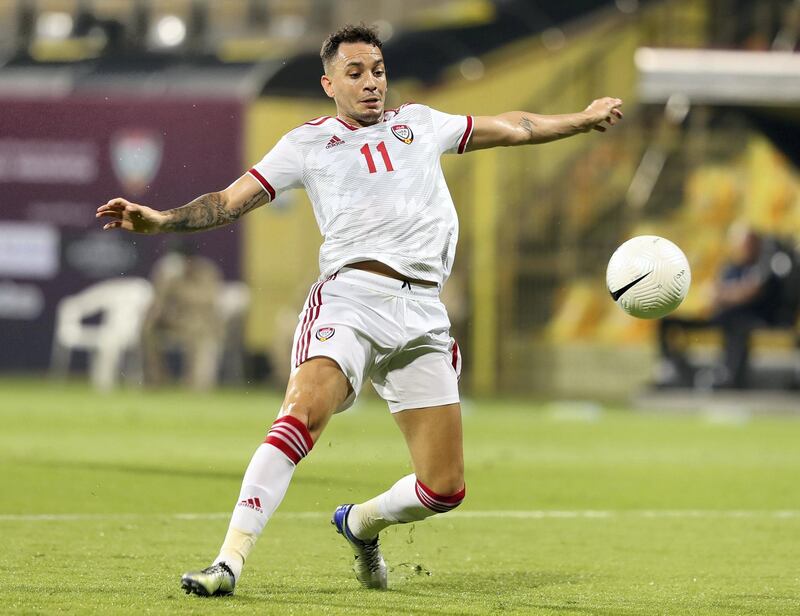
xmin=332 ymin=504 xmax=388 ymax=590
xmin=180 ymin=562 xmax=236 ymax=597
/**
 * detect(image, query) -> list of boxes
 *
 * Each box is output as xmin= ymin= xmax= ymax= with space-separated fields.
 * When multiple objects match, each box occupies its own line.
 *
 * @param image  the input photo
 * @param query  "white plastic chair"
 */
xmin=51 ymin=277 xmax=154 ymax=391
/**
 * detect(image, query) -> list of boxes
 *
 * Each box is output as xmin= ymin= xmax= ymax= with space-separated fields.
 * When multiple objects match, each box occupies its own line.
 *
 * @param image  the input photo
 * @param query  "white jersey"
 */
xmin=248 ymin=103 xmax=474 ymax=285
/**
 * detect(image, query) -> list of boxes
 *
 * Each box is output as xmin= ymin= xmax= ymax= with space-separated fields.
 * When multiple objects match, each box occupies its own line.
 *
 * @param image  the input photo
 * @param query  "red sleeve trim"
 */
xmin=457 ymin=115 xmax=474 ymax=154
xmin=248 ymin=168 xmax=276 ymax=201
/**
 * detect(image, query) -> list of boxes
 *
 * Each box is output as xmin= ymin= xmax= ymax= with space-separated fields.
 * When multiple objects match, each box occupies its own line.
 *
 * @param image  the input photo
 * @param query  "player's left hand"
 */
xmin=95 ymin=198 xmax=166 ymax=234
xmin=583 ymin=97 xmax=623 ymax=132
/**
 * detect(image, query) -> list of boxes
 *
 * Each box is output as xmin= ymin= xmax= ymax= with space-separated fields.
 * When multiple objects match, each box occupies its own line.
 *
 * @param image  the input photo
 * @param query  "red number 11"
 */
xmin=360 ymin=141 xmax=394 ymax=173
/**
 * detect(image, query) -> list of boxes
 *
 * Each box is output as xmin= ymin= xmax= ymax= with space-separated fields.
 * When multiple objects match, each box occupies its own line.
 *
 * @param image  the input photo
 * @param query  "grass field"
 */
xmin=1 ymin=379 xmax=799 ymax=615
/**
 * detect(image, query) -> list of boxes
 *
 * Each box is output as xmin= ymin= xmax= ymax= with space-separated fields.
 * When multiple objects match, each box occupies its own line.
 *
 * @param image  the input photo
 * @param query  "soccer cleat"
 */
xmin=331 ymin=504 xmax=388 ymax=590
xmin=180 ymin=562 xmax=236 ymax=597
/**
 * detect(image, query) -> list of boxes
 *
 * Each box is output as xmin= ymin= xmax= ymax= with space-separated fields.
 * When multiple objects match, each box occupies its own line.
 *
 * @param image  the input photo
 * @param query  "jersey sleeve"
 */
xmin=428 ymin=106 xmax=474 ymax=155
xmin=247 ymin=135 xmax=303 ymax=202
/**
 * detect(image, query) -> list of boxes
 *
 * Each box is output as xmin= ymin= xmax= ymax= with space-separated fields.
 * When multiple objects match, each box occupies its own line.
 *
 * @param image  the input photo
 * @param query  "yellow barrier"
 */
xmin=242 ymin=0 xmax=719 ymax=395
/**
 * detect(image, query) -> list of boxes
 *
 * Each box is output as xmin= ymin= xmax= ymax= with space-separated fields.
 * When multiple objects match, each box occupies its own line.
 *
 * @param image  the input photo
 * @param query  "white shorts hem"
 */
xmin=387 ymin=395 xmax=461 ymax=414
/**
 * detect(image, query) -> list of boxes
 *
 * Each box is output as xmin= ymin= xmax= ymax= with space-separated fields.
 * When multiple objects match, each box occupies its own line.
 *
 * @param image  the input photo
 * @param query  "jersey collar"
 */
xmin=335 ymin=117 xmax=360 ymax=131
xmin=335 ymin=112 xmax=395 ymax=131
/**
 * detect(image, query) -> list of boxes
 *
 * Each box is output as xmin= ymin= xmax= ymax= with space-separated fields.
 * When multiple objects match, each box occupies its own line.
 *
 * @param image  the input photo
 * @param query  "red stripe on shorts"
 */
xmin=298 ymin=284 xmax=324 ymax=365
xmin=295 ymin=274 xmax=336 ymax=367
xmin=293 ymin=281 xmax=321 ymax=366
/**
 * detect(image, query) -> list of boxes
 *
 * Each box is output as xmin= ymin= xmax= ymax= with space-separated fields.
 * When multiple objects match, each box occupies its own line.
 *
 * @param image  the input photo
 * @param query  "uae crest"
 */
xmin=110 ymin=129 xmax=163 ymax=195
xmin=315 ymin=326 xmax=335 ymax=341
xmin=391 ymin=124 xmax=414 ymax=144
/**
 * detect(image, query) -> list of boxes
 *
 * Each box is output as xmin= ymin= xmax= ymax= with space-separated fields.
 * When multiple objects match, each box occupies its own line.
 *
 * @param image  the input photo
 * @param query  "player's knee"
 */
xmin=280 ymin=401 xmax=335 ymax=439
xmin=279 ymin=389 xmax=336 ymax=440
xmin=280 ymin=359 xmax=349 ymax=439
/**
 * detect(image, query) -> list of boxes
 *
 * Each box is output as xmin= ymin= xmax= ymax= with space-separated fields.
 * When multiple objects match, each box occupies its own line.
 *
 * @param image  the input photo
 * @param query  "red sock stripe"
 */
xmin=276 ymin=415 xmax=314 ymax=451
xmin=263 ymin=415 xmax=314 ymax=464
xmin=264 ymin=435 xmax=302 ymax=464
xmin=415 ymin=480 xmax=466 ymax=513
xmin=268 ymin=425 xmax=306 ymax=460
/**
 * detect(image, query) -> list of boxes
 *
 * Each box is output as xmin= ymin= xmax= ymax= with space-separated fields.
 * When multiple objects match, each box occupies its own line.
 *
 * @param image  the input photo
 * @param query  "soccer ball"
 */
xmin=606 ymin=235 xmax=691 ymax=319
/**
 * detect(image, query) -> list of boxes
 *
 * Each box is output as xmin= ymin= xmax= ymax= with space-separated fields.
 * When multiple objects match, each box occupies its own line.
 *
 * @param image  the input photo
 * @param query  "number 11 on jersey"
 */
xmin=360 ymin=142 xmax=394 ymax=174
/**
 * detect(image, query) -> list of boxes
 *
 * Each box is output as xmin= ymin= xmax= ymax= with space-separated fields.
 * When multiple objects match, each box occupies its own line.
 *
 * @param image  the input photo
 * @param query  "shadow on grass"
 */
xmin=234 ymin=570 xmax=596 ymax=615
xmin=13 ymin=458 xmax=372 ymax=487
xmin=4 ymin=571 xmax=639 ymax=616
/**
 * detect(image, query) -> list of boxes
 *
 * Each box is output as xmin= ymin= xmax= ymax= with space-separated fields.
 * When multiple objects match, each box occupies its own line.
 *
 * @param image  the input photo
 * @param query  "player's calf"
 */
xmin=348 ymin=474 xmax=465 ymax=541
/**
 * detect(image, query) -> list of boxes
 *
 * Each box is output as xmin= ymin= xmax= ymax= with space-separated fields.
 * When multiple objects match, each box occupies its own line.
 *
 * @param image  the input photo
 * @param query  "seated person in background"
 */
xmin=657 ymin=223 xmax=785 ymax=389
xmin=142 ymin=243 xmax=223 ymax=390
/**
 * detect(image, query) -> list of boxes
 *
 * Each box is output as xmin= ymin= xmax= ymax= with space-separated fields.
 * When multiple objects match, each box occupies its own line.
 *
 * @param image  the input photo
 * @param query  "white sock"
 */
xmin=348 ymin=474 xmax=466 ymax=541
xmin=213 ymin=415 xmax=313 ymax=579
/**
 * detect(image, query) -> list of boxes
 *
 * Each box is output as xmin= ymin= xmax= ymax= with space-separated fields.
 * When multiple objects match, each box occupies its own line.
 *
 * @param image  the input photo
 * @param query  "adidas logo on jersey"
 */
xmin=326 ymin=135 xmax=345 ymax=149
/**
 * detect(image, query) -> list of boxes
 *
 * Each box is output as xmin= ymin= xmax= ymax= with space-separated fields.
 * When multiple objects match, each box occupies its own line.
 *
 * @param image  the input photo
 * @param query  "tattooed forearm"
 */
xmin=161 ymin=192 xmax=227 ymax=232
xmin=161 ymin=191 xmax=264 ymax=232
xmin=514 ymin=112 xmax=588 ymax=144
xmin=239 ymin=192 xmax=265 ymax=216
xmin=519 ymin=115 xmax=535 ymax=141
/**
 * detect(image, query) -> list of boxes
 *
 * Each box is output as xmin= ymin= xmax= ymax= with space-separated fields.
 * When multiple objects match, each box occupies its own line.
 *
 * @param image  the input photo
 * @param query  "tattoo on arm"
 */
xmin=519 ymin=115 xmax=535 ymax=141
xmin=162 ymin=190 xmax=265 ymax=232
xmin=239 ymin=192 xmax=265 ymax=216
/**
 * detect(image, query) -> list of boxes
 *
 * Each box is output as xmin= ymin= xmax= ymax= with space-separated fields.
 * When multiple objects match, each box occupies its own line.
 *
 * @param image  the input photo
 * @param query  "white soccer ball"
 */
xmin=606 ymin=235 xmax=691 ymax=319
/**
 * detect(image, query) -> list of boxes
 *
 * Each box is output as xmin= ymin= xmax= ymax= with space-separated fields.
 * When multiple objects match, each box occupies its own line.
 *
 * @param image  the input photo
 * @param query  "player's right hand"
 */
xmin=583 ymin=97 xmax=623 ymax=132
xmin=96 ymin=198 xmax=166 ymax=234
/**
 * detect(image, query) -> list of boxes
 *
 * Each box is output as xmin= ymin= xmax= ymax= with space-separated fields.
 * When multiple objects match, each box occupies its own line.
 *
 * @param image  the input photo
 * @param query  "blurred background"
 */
xmin=1 ymin=0 xmax=799 ymax=405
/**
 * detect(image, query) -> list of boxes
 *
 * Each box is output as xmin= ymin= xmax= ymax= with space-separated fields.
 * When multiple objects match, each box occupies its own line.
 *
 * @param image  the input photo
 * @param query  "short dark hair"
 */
xmin=320 ymin=24 xmax=382 ymax=70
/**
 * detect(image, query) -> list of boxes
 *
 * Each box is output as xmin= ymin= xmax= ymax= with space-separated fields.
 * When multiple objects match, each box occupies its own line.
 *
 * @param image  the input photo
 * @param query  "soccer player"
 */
xmin=96 ymin=24 xmax=623 ymax=596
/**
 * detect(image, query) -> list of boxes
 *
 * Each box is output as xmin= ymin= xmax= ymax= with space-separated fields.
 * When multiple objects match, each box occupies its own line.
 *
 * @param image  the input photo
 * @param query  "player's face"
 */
xmin=321 ymin=42 xmax=387 ymax=126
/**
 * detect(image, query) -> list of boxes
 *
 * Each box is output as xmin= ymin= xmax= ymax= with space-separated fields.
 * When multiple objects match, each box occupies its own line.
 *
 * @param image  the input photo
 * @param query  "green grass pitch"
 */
xmin=1 ymin=379 xmax=799 ymax=615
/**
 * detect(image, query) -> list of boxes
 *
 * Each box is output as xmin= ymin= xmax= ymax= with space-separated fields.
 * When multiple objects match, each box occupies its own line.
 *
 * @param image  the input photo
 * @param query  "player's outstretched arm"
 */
xmin=467 ymin=97 xmax=623 ymax=152
xmin=95 ymin=173 xmax=268 ymax=234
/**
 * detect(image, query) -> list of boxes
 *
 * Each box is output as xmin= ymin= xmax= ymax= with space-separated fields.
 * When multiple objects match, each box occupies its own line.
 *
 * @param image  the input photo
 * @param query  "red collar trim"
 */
xmin=335 ymin=118 xmax=359 ymax=131
xmin=335 ymin=104 xmax=412 ymax=130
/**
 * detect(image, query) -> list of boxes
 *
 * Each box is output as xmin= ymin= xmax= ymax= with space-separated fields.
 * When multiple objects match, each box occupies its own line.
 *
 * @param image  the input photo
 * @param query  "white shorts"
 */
xmin=290 ymin=267 xmax=462 ymax=413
